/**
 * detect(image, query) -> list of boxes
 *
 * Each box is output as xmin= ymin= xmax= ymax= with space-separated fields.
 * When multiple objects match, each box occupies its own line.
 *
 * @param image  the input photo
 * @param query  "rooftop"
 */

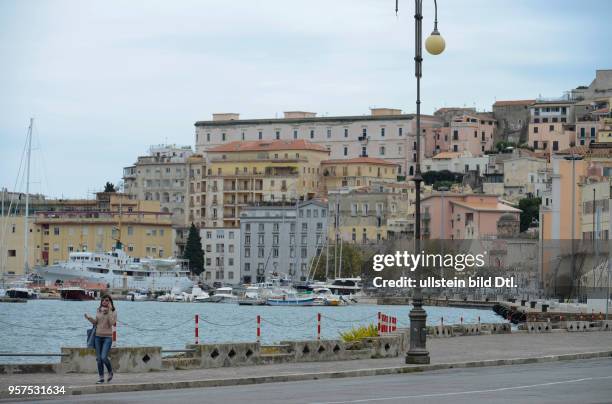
xmin=432 ymin=151 xmax=463 ymax=159
xmin=493 ymin=100 xmax=536 ymax=107
xmin=207 ymin=139 xmax=329 ymax=153
xmin=321 ymin=157 xmax=398 ymax=166
xmin=194 ymin=112 xmax=443 ymax=127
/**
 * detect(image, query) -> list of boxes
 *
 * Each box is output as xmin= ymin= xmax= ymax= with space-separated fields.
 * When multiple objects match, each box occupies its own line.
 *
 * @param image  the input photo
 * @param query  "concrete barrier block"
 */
xmin=427 ymin=325 xmax=454 ymax=338
xmin=361 ymin=336 xmax=401 ymax=358
xmin=566 ymin=321 xmax=593 ymax=332
xmin=191 ymin=342 xmax=260 ymax=368
xmin=60 ymin=346 xmax=161 ymax=373
xmin=600 ymin=320 xmax=612 ymax=331
xmin=482 ymin=323 xmax=511 ymax=334
xmin=453 ymin=324 xmax=481 ymax=336
xmin=525 ymin=322 xmax=552 ymax=333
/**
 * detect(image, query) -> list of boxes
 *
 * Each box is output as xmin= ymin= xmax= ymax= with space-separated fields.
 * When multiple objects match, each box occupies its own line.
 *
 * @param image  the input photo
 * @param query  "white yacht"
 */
xmin=36 ymin=244 xmax=193 ymax=293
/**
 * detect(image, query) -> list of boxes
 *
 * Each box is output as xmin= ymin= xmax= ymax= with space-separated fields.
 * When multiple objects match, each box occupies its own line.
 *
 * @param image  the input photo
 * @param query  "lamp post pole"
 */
xmin=402 ymin=0 xmax=444 ymax=365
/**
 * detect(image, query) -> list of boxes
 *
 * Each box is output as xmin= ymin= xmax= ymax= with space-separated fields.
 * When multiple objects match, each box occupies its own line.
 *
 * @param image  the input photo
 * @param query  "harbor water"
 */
xmin=0 ymin=300 xmax=504 ymax=363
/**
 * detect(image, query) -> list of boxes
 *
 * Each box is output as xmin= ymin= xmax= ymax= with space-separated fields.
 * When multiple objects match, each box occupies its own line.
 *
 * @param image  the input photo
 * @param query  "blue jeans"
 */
xmin=94 ymin=336 xmax=113 ymax=377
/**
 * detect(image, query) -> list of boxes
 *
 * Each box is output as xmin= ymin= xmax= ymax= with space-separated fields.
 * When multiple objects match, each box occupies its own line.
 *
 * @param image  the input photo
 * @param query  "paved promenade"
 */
xmin=1 ymin=332 xmax=611 ymax=398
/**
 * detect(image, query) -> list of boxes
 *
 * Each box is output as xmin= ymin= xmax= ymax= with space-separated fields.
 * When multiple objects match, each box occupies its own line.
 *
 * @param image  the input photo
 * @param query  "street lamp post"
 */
xmin=397 ymin=0 xmax=445 ymax=365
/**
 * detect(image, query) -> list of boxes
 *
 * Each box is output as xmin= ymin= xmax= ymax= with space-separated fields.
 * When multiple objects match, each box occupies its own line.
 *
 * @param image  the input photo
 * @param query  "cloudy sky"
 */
xmin=1 ymin=0 xmax=611 ymax=198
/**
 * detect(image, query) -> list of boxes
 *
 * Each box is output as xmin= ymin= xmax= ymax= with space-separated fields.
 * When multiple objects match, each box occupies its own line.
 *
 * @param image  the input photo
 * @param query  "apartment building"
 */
xmin=502 ymin=155 xmax=549 ymax=200
xmin=422 ymin=151 xmax=490 ymax=174
xmin=192 ymin=139 xmax=329 ymax=229
xmin=528 ymin=99 xmax=576 ymax=154
xmin=448 ymin=113 xmax=496 ymax=156
xmin=194 ymin=108 xmax=441 ymax=177
xmin=0 ymin=193 xmax=173 ymax=274
xmin=421 ymin=193 xmax=521 ymax=240
xmin=123 ymin=144 xmax=193 ymax=225
xmin=200 ymin=227 xmax=241 ymax=285
xmin=239 ymin=200 xmax=328 ymax=283
xmin=598 ymin=118 xmax=612 ymax=143
xmin=327 ymin=186 xmax=415 ymax=244
xmin=579 ymin=178 xmax=611 ymax=241
xmin=320 ymin=157 xmax=398 ymax=195
xmin=541 ymin=144 xmax=612 ymax=241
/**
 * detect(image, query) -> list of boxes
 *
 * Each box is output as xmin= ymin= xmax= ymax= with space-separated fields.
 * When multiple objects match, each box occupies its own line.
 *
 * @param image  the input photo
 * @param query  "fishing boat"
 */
xmin=312 ymin=287 xmax=347 ymax=306
xmin=266 ymin=292 xmax=315 ymax=306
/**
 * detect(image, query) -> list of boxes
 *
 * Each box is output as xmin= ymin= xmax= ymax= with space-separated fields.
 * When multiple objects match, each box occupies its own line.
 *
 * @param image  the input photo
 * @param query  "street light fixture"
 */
xmin=396 ymin=0 xmax=445 ymax=365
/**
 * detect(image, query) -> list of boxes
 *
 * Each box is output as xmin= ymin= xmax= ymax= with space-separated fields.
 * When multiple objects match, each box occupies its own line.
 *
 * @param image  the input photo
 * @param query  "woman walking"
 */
xmin=85 ymin=294 xmax=116 ymax=384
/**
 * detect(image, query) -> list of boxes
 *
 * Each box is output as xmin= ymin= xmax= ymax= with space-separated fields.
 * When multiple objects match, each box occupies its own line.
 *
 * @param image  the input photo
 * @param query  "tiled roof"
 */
xmin=321 ymin=157 xmax=398 ymax=166
xmin=207 ymin=139 xmax=329 ymax=153
xmin=432 ymin=151 xmax=462 ymax=159
xmin=493 ymin=100 xmax=536 ymax=107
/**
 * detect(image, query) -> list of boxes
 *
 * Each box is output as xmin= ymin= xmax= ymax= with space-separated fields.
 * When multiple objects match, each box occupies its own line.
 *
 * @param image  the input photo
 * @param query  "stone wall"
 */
xmin=60 ymin=346 xmax=162 ymax=374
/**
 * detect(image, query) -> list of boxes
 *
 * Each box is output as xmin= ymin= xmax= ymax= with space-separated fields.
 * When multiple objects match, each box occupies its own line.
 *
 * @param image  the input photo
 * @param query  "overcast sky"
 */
xmin=1 ymin=0 xmax=611 ymax=199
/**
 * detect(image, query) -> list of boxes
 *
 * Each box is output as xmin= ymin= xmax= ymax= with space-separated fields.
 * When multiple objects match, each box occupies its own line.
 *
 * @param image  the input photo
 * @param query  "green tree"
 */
xmin=310 ymin=243 xmax=366 ymax=280
xmin=495 ymin=140 xmax=517 ymax=153
xmin=518 ymin=197 xmax=541 ymax=232
xmin=104 ymin=182 xmax=116 ymax=192
xmin=422 ymin=170 xmax=463 ymax=186
xmin=183 ymin=223 xmax=204 ymax=275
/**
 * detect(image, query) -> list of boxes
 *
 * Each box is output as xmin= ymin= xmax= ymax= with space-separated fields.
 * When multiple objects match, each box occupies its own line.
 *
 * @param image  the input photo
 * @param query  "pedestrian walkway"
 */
xmin=1 ymin=332 xmax=611 ymax=394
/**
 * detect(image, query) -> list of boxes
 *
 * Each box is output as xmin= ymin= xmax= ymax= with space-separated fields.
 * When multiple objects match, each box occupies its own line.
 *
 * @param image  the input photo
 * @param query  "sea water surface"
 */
xmin=0 ymin=300 xmax=504 ymax=363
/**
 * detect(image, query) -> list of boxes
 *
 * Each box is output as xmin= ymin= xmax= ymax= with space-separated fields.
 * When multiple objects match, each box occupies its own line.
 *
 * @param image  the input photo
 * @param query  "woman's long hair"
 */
xmin=99 ymin=293 xmax=116 ymax=312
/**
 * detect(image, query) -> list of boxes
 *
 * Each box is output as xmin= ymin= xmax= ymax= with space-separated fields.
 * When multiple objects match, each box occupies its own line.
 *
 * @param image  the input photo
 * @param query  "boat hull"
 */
xmin=36 ymin=265 xmax=193 ymax=293
xmin=60 ymin=289 xmax=95 ymax=301
xmin=266 ymin=297 xmax=315 ymax=306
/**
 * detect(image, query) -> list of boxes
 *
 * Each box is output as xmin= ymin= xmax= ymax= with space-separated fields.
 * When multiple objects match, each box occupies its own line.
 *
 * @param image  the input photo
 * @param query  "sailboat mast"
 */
xmin=23 ymin=118 xmax=33 ymax=275
xmin=338 ymin=237 xmax=343 ymax=279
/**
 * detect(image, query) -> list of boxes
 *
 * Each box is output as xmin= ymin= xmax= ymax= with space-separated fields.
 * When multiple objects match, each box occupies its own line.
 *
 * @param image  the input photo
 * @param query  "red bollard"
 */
xmin=377 ymin=312 xmax=381 ymax=336
xmin=317 ymin=313 xmax=321 ymax=340
xmin=195 ymin=314 xmax=200 ymax=345
xmin=391 ymin=316 xmax=397 ymax=332
xmin=112 ymin=322 xmax=117 ymax=347
xmin=257 ymin=315 xmax=261 ymax=343
xmin=441 ymin=316 xmax=444 ymax=326
xmin=460 ymin=316 xmax=464 ymax=325
xmin=477 ymin=316 xmax=480 ymax=324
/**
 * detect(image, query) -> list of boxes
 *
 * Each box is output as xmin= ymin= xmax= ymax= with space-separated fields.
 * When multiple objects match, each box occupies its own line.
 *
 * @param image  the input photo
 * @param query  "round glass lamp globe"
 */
xmin=425 ymin=33 xmax=445 ymax=55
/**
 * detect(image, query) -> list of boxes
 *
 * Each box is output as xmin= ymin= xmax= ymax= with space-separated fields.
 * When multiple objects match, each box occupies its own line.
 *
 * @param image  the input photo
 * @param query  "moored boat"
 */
xmin=6 ymin=287 xmax=39 ymax=300
xmin=266 ymin=292 xmax=315 ymax=306
xmin=59 ymin=287 xmax=96 ymax=301
xmin=36 ymin=242 xmax=193 ymax=293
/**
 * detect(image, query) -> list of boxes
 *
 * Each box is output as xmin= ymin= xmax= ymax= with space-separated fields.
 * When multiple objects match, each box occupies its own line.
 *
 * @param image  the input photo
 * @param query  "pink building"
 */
xmin=449 ymin=114 xmax=496 ymax=156
xmin=421 ymin=193 xmax=521 ymax=240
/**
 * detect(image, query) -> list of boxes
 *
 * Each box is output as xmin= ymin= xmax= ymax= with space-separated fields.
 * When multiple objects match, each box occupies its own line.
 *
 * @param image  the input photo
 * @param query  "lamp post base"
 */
xmin=405 ymin=295 xmax=430 ymax=365
xmin=405 ymin=351 xmax=430 ymax=364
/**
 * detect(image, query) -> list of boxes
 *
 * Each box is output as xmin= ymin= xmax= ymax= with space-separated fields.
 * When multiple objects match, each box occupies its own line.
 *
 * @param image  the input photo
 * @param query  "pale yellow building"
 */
xmin=0 ymin=193 xmax=173 ymax=275
xmin=320 ymin=157 xmax=398 ymax=195
xmin=327 ymin=185 xmax=415 ymax=244
xmin=190 ymin=139 xmax=329 ymax=228
xmin=597 ymin=118 xmax=612 ymax=143
xmin=579 ymin=177 xmax=610 ymax=240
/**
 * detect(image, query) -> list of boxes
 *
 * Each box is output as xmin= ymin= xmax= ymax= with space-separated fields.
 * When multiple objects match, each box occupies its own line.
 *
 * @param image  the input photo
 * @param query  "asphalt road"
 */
xmin=6 ymin=358 xmax=612 ymax=404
